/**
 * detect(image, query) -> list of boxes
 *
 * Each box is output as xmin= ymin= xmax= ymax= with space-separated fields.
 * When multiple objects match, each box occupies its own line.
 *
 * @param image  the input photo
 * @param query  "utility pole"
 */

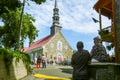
xmin=17 ymin=0 xmax=25 ymax=51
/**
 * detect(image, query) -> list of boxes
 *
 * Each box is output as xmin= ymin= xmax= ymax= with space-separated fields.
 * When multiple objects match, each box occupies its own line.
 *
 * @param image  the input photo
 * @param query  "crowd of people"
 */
xmin=35 ymin=54 xmax=47 ymax=68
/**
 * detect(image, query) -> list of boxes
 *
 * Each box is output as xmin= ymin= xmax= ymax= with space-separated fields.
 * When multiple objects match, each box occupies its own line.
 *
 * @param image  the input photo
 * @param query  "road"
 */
xmin=21 ymin=64 xmax=73 ymax=80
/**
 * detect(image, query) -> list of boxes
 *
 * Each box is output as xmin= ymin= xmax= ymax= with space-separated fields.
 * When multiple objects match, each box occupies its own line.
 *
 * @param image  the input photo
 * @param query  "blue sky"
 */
xmin=0 ymin=0 xmax=112 ymax=53
xmin=24 ymin=0 xmax=112 ymax=52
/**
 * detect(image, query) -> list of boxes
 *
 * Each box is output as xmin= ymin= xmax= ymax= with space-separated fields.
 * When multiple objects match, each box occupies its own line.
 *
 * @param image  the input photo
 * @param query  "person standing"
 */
xmin=90 ymin=36 xmax=108 ymax=62
xmin=36 ymin=55 xmax=41 ymax=68
xmin=71 ymin=41 xmax=91 ymax=80
xmin=42 ymin=54 xmax=47 ymax=68
xmin=34 ymin=57 xmax=37 ymax=65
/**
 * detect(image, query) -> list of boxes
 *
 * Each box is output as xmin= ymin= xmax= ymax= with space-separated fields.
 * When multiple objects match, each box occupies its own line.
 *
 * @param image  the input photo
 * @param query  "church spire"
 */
xmin=50 ymin=0 xmax=62 ymax=35
xmin=55 ymin=0 xmax=58 ymax=8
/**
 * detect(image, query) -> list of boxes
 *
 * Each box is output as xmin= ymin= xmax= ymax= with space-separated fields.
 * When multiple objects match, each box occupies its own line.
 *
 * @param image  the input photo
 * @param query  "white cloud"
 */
xmin=23 ymin=0 xmax=111 ymax=51
xmin=24 ymin=0 xmax=102 ymax=34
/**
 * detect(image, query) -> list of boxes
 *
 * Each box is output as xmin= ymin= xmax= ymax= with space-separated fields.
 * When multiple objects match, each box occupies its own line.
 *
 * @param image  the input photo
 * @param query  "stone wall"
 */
xmin=44 ymin=32 xmax=73 ymax=61
xmin=0 ymin=55 xmax=27 ymax=80
xmin=88 ymin=63 xmax=120 ymax=80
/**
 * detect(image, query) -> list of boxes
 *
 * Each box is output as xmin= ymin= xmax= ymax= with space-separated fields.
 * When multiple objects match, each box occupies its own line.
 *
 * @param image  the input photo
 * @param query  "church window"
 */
xmin=57 ymin=41 xmax=62 ymax=51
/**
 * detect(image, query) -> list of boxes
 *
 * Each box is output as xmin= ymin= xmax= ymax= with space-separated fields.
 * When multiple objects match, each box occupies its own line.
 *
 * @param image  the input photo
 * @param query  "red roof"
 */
xmin=23 ymin=35 xmax=53 ymax=52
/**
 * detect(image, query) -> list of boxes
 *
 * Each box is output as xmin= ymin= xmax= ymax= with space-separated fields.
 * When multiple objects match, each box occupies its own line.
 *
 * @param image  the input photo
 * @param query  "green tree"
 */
xmin=0 ymin=0 xmax=46 ymax=50
xmin=0 ymin=0 xmax=21 ymax=16
xmin=0 ymin=0 xmax=46 ymax=16
xmin=21 ymin=13 xmax=39 ymax=47
xmin=0 ymin=9 xmax=38 ymax=50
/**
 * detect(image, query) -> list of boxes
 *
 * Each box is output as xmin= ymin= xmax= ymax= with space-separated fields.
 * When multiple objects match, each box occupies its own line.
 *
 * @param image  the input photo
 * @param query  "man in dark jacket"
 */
xmin=71 ymin=41 xmax=91 ymax=80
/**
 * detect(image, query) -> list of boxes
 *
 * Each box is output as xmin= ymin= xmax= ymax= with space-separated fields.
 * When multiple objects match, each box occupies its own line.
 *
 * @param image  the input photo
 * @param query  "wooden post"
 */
xmin=114 ymin=0 xmax=120 ymax=63
xmin=99 ymin=8 xmax=102 ymax=30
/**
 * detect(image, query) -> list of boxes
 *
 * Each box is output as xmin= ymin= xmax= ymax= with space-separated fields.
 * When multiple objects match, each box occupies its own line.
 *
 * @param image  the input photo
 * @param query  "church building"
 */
xmin=23 ymin=0 xmax=73 ymax=64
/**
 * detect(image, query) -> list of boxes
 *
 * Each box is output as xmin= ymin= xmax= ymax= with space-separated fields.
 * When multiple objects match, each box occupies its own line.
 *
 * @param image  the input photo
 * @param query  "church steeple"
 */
xmin=50 ymin=0 xmax=62 ymax=35
xmin=55 ymin=0 xmax=58 ymax=8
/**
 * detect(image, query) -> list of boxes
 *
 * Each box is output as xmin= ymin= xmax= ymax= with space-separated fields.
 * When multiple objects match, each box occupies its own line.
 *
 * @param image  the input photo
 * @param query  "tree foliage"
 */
xmin=0 ymin=0 xmax=46 ymax=16
xmin=0 ymin=0 xmax=21 ymax=16
xmin=31 ymin=0 xmax=46 ymax=4
xmin=21 ymin=13 xmax=39 ymax=47
xmin=0 ymin=0 xmax=46 ymax=50
xmin=0 ymin=47 xmax=31 ymax=75
xmin=0 ymin=9 xmax=38 ymax=50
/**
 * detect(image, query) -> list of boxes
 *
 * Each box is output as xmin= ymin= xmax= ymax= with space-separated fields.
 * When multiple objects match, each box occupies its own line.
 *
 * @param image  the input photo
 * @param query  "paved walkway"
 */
xmin=20 ymin=64 xmax=73 ymax=80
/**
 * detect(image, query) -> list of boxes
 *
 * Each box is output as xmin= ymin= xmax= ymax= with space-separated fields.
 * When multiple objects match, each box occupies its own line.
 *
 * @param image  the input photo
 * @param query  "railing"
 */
xmin=98 ymin=26 xmax=114 ymax=42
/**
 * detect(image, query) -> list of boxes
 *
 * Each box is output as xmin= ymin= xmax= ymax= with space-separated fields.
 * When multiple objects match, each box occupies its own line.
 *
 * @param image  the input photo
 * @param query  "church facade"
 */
xmin=23 ymin=0 xmax=73 ymax=64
